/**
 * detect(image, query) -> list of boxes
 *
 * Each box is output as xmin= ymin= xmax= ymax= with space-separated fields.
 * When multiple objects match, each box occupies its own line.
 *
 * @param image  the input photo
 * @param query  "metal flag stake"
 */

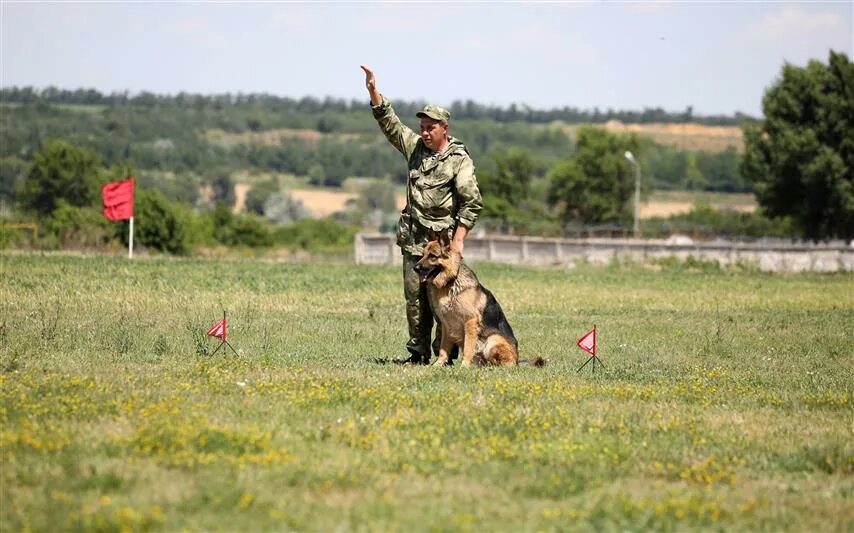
xmin=576 ymin=325 xmax=604 ymax=373
xmin=207 ymin=311 xmax=239 ymax=356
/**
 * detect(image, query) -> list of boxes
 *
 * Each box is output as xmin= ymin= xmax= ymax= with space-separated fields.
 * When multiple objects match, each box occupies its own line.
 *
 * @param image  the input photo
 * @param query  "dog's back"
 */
xmin=431 ymin=261 xmax=519 ymax=366
xmin=476 ymin=285 xmax=519 ymax=365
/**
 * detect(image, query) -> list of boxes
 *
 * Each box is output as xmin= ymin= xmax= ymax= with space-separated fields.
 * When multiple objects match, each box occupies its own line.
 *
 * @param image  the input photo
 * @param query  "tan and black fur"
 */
xmin=414 ymin=231 xmax=543 ymax=367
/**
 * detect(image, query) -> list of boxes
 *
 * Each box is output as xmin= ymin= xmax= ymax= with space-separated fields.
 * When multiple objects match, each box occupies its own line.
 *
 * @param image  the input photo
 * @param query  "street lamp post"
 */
xmin=624 ymin=151 xmax=641 ymax=238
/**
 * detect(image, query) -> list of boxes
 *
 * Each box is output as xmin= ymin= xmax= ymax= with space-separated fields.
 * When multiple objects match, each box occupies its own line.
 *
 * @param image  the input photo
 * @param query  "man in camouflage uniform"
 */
xmin=361 ymin=65 xmax=483 ymax=365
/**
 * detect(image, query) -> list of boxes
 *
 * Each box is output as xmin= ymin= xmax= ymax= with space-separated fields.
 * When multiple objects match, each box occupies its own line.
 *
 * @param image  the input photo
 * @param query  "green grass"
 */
xmin=52 ymin=103 xmax=108 ymax=114
xmin=1 ymin=253 xmax=852 ymax=532
xmin=0 ymin=102 xmax=107 ymax=114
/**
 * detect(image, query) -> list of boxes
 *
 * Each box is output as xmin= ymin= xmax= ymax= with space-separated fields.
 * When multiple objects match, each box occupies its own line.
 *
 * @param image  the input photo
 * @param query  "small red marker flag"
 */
xmin=102 ymin=177 xmax=134 ymax=221
xmin=207 ymin=318 xmax=227 ymax=342
xmin=577 ymin=327 xmax=596 ymax=356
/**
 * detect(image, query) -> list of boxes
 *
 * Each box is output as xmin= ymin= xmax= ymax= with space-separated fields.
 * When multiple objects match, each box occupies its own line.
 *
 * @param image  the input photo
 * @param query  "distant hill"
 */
xmin=0 ymin=86 xmax=752 ymax=194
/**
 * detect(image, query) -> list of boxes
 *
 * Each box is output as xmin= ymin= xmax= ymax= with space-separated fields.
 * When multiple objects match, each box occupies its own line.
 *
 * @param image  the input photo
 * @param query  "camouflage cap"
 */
xmin=416 ymin=104 xmax=451 ymax=122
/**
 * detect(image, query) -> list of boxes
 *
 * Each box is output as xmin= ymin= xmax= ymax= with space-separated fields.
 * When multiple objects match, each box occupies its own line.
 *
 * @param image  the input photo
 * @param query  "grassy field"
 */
xmin=1 ymin=253 xmax=852 ymax=532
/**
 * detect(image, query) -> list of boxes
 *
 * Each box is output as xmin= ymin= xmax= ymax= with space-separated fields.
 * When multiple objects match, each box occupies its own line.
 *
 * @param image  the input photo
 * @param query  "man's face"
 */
xmin=419 ymin=117 xmax=448 ymax=151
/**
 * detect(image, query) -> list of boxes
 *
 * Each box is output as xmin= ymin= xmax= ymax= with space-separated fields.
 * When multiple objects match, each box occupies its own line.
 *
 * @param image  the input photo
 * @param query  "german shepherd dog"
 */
xmin=414 ymin=231 xmax=544 ymax=367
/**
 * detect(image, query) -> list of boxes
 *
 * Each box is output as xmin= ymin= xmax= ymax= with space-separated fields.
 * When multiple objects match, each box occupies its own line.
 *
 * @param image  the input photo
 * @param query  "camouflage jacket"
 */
xmin=371 ymin=97 xmax=483 ymax=255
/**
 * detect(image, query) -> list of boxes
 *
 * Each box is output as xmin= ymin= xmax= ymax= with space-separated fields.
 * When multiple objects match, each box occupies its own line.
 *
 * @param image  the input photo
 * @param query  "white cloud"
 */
xmin=752 ymin=6 xmax=842 ymax=41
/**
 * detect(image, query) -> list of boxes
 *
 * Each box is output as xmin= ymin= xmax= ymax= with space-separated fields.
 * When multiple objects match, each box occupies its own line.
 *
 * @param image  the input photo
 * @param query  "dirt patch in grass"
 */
xmin=641 ymin=201 xmax=755 ymax=219
xmin=205 ymin=128 xmax=361 ymax=147
xmin=234 ymin=183 xmax=250 ymax=212
xmin=290 ymin=189 xmax=358 ymax=217
xmin=555 ymin=121 xmax=744 ymax=152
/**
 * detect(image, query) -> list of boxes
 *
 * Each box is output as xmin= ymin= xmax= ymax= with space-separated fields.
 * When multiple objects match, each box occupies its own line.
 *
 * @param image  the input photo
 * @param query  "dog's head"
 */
xmin=413 ymin=230 xmax=460 ymax=287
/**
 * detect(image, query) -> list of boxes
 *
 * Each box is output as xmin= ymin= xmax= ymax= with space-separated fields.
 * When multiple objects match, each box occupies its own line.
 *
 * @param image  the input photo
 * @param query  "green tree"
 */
xmin=245 ymin=177 xmax=279 ymax=215
xmin=696 ymin=148 xmax=746 ymax=192
xmin=203 ymin=169 xmax=235 ymax=208
xmin=208 ymin=203 xmax=272 ymax=247
xmin=263 ymin=191 xmax=311 ymax=224
xmin=741 ymin=50 xmax=854 ymax=241
xmin=547 ymin=126 xmax=640 ymax=225
xmin=683 ymin=152 xmax=707 ymax=190
xmin=479 ymin=148 xmax=536 ymax=223
xmin=19 ymin=140 xmax=103 ymax=215
xmin=133 ymin=188 xmax=190 ymax=254
xmin=480 ymin=148 xmax=534 ymax=201
xmin=307 ymin=164 xmax=326 ymax=186
xmin=0 ymin=156 xmax=29 ymax=207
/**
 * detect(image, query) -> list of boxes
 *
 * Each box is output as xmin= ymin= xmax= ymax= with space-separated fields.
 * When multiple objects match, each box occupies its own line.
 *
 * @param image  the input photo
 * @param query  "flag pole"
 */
xmin=128 ymin=216 xmax=134 ymax=259
xmin=593 ymin=325 xmax=597 ymax=373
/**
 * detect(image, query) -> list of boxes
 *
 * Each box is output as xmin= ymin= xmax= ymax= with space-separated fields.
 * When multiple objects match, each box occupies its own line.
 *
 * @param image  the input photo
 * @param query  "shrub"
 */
xmin=133 ymin=188 xmax=190 ymax=254
xmin=244 ymin=178 xmax=279 ymax=215
xmin=43 ymin=202 xmax=118 ymax=249
xmin=207 ymin=203 xmax=273 ymax=248
xmin=643 ymin=203 xmax=797 ymax=240
xmin=0 ymin=222 xmax=39 ymax=249
xmin=228 ymin=215 xmax=273 ymax=248
xmin=272 ymin=219 xmax=358 ymax=251
xmin=262 ymin=191 xmax=311 ymax=224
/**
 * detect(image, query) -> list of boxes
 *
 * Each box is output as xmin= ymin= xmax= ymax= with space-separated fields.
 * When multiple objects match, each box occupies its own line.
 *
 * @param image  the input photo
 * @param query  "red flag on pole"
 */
xmin=102 ymin=177 xmax=134 ymax=221
xmin=207 ymin=318 xmax=227 ymax=342
xmin=577 ymin=327 xmax=596 ymax=356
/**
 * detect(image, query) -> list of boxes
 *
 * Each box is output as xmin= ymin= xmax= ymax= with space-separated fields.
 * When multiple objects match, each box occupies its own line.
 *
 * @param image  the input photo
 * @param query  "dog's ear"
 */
xmin=427 ymin=228 xmax=439 ymax=243
xmin=438 ymin=230 xmax=451 ymax=248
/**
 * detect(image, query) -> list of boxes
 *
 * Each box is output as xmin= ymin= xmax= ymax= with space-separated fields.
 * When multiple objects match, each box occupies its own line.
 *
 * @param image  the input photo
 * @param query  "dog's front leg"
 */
xmin=460 ymin=319 xmax=479 ymax=367
xmin=433 ymin=326 xmax=455 ymax=366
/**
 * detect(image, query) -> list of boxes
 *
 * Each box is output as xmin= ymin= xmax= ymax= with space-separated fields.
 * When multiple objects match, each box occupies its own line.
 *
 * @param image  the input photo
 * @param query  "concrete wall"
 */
xmin=354 ymin=233 xmax=854 ymax=273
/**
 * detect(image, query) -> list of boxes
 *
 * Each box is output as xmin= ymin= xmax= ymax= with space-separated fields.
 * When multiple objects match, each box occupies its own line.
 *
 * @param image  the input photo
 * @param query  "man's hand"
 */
xmin=360 ymin=65 xmax=376 ymax=91
xmin=451 ymin=239 xmax=464 ymax=256
xmin=360 ymin=65 xmax=381 ymax=106
xmin=451 ymin=226 xmax=468 ymax=256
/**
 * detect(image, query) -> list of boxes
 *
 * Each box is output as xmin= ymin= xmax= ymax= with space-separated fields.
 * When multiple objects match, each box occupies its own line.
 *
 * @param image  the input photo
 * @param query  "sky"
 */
xmin=1 ymin=1 xmax=852 ymax=117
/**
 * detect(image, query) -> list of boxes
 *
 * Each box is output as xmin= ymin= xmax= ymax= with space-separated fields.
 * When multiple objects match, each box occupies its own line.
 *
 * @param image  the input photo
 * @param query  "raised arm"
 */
xmin=361 ymin=65 xmax=419 ymax=158
xmin=361 ymin=65 xmax=382 ymax=106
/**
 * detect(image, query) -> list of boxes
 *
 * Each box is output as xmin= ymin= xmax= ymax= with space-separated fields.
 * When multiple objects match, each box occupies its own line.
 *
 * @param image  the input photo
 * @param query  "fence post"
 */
xmin=354 ymin=233 xmax=363 ymax=265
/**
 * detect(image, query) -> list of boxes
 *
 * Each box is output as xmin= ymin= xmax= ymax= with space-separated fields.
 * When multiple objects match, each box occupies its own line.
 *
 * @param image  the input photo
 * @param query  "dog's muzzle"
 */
xmin=413 ymin=262 xmax=440 ymax=284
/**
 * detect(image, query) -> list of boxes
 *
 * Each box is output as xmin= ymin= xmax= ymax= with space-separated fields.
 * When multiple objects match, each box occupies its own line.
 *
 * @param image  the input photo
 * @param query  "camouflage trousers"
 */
xmin=404 ymin=253 xmax=467 ymax=363
xmin=402 ymin=254 xmax=439 ymax=363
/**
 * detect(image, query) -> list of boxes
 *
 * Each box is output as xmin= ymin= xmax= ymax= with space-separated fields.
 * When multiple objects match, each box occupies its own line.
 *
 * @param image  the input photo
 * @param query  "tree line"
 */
xmin=1 ymin=86 xmax=756 ymax=126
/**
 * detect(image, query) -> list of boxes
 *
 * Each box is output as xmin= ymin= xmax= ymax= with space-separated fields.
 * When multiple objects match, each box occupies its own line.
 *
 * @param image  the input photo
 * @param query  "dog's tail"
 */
xmin=517 ymin=357 xmax=547 ymax=367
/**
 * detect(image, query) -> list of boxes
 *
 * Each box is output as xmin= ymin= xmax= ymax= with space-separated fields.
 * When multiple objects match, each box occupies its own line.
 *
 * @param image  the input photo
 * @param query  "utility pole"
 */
xmin=624 ymin=151 xmax=641 ymax=238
